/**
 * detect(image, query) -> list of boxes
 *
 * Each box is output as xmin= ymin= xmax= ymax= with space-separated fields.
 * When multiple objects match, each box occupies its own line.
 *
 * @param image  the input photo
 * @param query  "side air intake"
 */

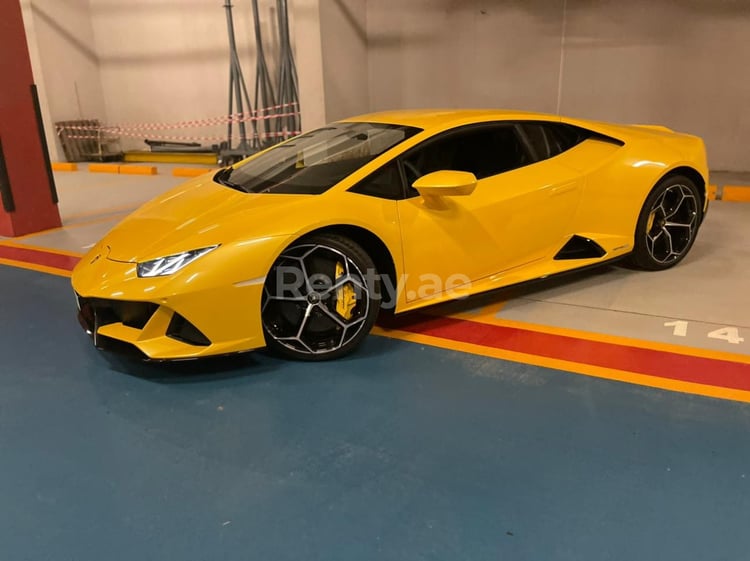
xmin=554 ymin=235 xmax=607 ymax=260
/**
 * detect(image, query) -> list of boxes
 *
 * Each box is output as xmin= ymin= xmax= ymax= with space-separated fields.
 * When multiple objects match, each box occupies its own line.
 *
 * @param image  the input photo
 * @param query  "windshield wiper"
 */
xmin=213 ymin=167 xmax=246 ymax=192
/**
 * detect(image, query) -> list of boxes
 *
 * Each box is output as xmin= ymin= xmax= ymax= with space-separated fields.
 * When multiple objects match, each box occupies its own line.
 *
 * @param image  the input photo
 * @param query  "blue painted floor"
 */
xmin=2 ymin=266 xmax=750 ymax=560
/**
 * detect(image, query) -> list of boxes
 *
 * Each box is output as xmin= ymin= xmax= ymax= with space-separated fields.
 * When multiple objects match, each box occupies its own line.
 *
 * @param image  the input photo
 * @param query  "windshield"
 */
xmin=215 ymin=122 xmax=421 ymax=194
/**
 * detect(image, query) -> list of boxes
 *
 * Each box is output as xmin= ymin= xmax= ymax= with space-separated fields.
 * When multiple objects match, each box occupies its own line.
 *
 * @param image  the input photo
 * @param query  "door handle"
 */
xmin=550 ymin=182 xmax=577 ymax=196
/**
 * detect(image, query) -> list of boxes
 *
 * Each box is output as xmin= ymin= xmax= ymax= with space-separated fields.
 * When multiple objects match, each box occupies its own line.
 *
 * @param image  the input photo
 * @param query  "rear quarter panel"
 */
xmin=559 ymin=118 xmax=708 ymax=246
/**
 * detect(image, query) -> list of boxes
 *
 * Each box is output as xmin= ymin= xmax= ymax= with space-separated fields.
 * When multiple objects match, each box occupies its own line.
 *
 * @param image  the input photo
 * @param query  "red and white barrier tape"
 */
xmin=62 ymin=130 xmax=302 ymax=142
xmin=56 ymin=102 xmax=300 ymax=133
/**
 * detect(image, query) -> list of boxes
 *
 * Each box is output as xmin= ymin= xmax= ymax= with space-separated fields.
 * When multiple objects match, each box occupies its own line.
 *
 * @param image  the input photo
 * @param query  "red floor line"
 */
xmin=397 ymin=314 xmax=750 ymax=392
xmin=0 ymin=245 xmax=80 ymax=271
xmin=4 ymin=244 xmax=748 ymax=393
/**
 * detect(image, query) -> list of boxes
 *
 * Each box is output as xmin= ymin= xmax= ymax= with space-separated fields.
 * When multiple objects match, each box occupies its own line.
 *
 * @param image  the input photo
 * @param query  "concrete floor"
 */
xmin=2 ymin=266 xmax=750 ymax=561
xmin=1 ymin=166 xmax=750 ymax=559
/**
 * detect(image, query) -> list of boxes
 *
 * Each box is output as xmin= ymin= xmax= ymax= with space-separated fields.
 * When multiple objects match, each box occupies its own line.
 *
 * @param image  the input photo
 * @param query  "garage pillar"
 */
xmin=0 ymin=0 xmax=62 ymax=237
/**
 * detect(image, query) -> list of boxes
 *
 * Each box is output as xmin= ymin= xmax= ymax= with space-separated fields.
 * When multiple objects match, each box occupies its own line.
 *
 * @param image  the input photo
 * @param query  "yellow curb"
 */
xmin=88 ymin=163 xmax=120 ymax=174
xmin=722 ymin=186 xmax=750 ymax=202
xmin=708 ymin=184 xmax=717 ymax=200
xmin=172 ymin=167 xmax=215 ymax=178
xmin=52 ymin=162 xmax=78 ymax=172
xmin=118 ymin=165 xmax=157 ymax=176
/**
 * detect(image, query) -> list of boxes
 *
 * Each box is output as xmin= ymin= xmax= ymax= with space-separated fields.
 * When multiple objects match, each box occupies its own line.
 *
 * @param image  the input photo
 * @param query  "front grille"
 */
xmin=76 ymin=295 xmax=158 ymax=330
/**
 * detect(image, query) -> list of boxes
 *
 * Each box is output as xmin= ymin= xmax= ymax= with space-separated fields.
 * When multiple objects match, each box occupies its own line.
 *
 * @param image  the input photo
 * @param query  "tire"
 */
xmin=629 ymin=175 xmax=703 ymax=271
xmin=261 ymin=234 xmax=380 ymax=361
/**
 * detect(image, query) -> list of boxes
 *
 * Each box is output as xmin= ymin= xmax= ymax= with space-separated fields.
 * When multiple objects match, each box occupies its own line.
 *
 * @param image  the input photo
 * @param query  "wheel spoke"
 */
xmin=295 ymin=304 xmax=313 ymax=338
xmin=321 ymin=274 xmax=366 ymax=297
xmin=317 ymin=303 xmax=366 ymax=329
xmin=266 ymin=294 xmax=307 ymax=302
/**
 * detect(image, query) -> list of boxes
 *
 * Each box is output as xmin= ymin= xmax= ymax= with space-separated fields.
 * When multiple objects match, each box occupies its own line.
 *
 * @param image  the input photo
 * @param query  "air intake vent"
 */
xmin=554 ymin=235 xmax=606 ymax=260
xmin=167 ymin=313 xmax=211 ymax=346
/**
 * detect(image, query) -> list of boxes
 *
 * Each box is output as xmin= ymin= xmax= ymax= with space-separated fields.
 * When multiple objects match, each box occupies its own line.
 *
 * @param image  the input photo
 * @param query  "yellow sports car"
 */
xmin=72 ymin=109 xmax=708 ymax=360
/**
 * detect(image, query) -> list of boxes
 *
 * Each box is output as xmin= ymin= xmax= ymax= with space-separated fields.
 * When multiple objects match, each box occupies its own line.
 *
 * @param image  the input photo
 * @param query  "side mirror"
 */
xmin=412 ymin=170 xmax=477 ymax=197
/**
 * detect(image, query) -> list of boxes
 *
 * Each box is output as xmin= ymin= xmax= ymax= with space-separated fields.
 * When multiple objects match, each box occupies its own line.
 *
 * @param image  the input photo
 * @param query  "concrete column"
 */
xmin=0 ymin=0 xmax=62 ymax=236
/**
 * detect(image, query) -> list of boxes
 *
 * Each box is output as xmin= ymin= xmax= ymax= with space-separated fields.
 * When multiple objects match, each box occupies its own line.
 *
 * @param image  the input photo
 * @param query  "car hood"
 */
xmin=103 ymin=177 xmax=312 ymax=262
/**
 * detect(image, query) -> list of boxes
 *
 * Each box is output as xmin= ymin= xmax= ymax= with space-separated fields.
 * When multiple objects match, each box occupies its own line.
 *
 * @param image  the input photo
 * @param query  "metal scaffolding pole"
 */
xmin=251 ymin=0 xmax=278 ymax=147
xmin=223 ymin=0 xmax=256 ymax=159
xmin=275 ymin=0 xmax=300 ymax=138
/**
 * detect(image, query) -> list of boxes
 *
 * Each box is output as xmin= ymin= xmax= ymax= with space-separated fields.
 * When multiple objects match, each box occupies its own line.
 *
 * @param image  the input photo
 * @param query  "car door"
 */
xmin=396 ymin=122 xmax=583 ymax=304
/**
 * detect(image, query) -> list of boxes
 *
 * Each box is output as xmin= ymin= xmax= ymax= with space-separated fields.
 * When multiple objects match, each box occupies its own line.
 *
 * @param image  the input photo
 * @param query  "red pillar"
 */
xmin=0 ymin=0 xmax=62 ymax=237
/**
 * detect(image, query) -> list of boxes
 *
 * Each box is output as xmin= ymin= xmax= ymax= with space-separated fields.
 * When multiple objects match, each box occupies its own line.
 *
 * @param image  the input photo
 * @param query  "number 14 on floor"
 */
xmin=664 ymin=321 xmax=745 ymax=345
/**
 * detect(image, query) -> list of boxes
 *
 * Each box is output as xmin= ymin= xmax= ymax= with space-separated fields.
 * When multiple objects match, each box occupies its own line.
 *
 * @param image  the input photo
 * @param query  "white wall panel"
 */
xmin=319 ymin=0 xmax=368 ymax=121
xmin=366 ymin=0 xmax=750 ymax=171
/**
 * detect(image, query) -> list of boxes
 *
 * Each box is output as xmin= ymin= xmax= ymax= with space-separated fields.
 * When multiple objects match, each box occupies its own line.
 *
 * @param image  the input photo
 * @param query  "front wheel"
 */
xmin=629 ymin=175 xmax=702 ymax=271
xmin=261 ymin=234 xmax=380 ymax=361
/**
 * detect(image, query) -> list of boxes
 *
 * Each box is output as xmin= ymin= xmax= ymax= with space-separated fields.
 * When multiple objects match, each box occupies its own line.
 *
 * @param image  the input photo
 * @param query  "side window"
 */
xmin=349 ymin=162 xmax=404 ymax=200
xmin=519 ymin=122 xmax=590 ymax=160
xmin=518 ymin=123 xmax=551 ymax=161
xmin=401 ymin=125 xmax=531 ymax=192
xmin=546 ymin=124 xmax=588 ymax=156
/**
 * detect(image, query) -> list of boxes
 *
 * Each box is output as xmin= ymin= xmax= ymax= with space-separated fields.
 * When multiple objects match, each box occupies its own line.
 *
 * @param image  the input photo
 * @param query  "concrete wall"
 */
xmin=560 ymin=0 xmax=750 ymax=172
xmin=22 ymin=0 xmax=325 ymax=155
xmin=87 ymin=0 xmax=327 ymax=150
xmin=291 ymin=0 xmax=327 ymax=130
xmin=366 ymin=0 xmax=750 ymax=171
xmin=20 ymin=0 xmax=107 ymax=160
xmin=319 ymin=0 xmax=368 ymax=121
xmin=367 ymin=0 xmax=564 ymax=113
xmin=20 ymin=0 xmax=750 ymax=169
xmin=88 ymin=0 xmax=275 ymax=150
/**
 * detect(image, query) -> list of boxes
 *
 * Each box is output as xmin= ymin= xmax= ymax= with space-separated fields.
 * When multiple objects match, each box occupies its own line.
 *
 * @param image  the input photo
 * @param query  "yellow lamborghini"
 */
xmin=72 ymin=109 xmax=708 ymax=360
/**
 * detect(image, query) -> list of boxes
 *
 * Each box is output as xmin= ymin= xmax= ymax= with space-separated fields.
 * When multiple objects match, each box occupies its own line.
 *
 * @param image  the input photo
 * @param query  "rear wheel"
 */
xmin=261 ymin=234 xmax=380 ymax=361
xmin=629 ymin=175 xmax=702 ymax=270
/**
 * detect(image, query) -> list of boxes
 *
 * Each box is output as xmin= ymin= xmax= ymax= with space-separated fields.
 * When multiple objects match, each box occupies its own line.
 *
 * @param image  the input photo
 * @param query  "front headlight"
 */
xmin=137 ymin=246 xmax=219 ymax=278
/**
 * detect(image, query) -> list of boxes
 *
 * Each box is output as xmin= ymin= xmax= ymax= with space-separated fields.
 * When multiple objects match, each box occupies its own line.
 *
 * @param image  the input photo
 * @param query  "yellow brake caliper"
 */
xmin=647 ymin=210 xmax=656 ymax=232
xmin=334 ymin=261 xmax=357 ymax=320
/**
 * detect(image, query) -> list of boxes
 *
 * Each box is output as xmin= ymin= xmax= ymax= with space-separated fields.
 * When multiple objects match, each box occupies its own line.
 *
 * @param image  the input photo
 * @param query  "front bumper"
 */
xmin=72 ymin=252 xmax=270 ymax=360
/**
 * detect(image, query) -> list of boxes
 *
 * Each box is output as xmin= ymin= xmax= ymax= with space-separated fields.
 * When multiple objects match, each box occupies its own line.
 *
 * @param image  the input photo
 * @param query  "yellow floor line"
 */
xmin=439 ymin=311 xmax=750 ymax=365
xmin=372 ymin=327 xmax=750 ymax=404
xmin=0 ymin=251 xmax=743 ymax=404
xmin=0 ymin=258 xmax=73 ymax=278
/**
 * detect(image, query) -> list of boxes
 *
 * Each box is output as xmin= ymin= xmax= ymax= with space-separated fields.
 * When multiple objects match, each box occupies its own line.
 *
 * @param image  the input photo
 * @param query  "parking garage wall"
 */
xmin=319 ymin=0 xmax=369 ymax=122
xmin=366 ymin=0 xmax=750 ymax=171
xmin=20 ymin=0 xmax=108 ymax=161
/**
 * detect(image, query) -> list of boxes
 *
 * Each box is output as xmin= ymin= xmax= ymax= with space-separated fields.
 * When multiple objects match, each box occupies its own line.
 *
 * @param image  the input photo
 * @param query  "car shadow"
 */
xmin=98 ymin=350 xmax=281 ymax=384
